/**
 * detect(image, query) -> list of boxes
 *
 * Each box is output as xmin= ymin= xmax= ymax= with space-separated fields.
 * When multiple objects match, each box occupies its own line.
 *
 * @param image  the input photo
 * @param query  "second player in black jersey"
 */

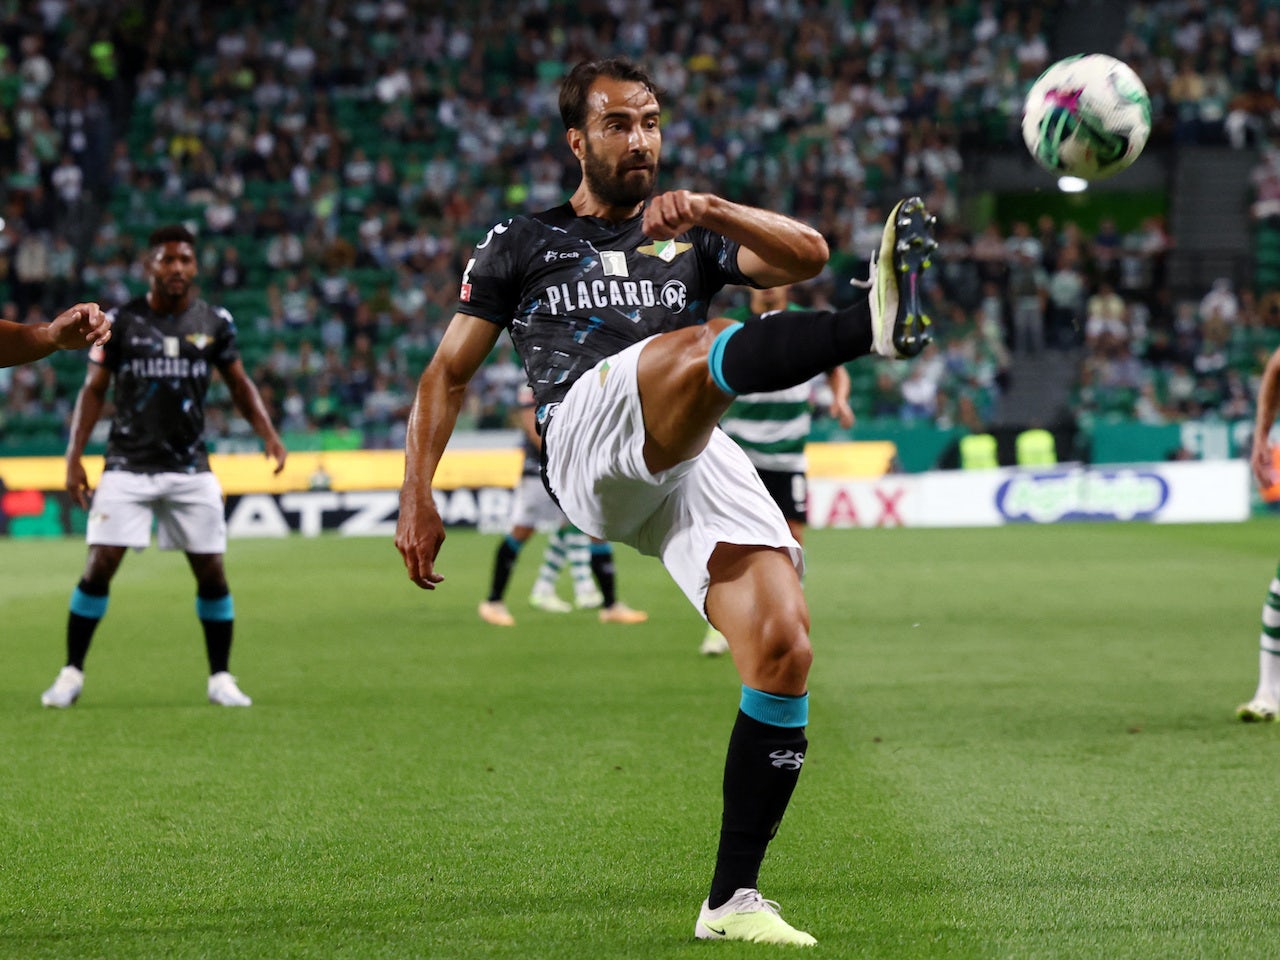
xmin=43 ymin=225 xmax=287 ymax=712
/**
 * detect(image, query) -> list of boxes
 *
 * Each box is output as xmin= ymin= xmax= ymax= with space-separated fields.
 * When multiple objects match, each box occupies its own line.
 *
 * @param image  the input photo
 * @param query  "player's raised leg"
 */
xmin=694 ymin=543 xmax=815 ymax=946
xmin=636 ymin=197 xmax=937 ymax=475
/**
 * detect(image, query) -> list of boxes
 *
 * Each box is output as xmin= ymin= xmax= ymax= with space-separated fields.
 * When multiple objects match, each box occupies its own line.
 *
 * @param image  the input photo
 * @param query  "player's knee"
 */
xmin=755 ymin=609 xmax=813 ymax=685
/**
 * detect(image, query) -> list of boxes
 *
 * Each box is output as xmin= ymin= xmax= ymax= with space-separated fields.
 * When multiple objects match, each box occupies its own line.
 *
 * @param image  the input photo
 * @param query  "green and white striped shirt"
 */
xmin=720 ymin=303 xmax=814 ymax=473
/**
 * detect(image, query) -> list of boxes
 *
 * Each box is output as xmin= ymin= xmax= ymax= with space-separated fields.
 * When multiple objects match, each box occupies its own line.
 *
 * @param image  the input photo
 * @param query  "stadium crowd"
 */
xmin=0 ymin=0 xmax=1276 ymax=460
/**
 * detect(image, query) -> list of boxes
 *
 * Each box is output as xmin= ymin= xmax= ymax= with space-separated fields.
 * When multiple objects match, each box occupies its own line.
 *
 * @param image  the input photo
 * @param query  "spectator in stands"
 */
xmin=1045 ymin=248 xmax=1087 ymax=348
xmin=1006 ymin=221 xmax=1047 ymax=354
xmin=1200 ymin=277 xmax=1240 ymax=327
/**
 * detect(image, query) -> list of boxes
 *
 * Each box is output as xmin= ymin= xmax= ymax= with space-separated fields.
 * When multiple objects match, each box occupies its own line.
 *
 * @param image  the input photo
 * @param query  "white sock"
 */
xmin=534 ymin=529 xmax=568 ymax=593
xmin=566 ymin=531 xmax=594 ymax=597
xmin=1256 ymin=576 xmax=1280 ymax=701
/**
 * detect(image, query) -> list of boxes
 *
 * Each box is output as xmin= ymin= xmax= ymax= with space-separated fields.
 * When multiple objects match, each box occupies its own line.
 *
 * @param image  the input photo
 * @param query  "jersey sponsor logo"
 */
xmin=163 ymin=336 xmax=180 ymax=358
xmin=600 ymin=250 xmax=628 ymax=277
xmin=660 ymin=279 xmax=688 ymax=312
xmin=637 ymin=239 xmax=692 ymax=262
xmin=544 ymin=278 xmax=657 ymax=315
xmin=544 ymin=249 xmax=581 ymax=263
xmin=126 ymin=356 xmax=209 ymax=379
xmin=769 ymin=749 xmax=805 ymax=770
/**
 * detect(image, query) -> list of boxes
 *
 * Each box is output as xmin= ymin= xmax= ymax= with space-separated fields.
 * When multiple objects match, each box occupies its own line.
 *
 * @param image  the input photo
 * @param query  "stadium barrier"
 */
xmin=809 ymin=459 xmax=1249 ymax=529
xmin=0 ymin=443 xmax=1253 ymax=538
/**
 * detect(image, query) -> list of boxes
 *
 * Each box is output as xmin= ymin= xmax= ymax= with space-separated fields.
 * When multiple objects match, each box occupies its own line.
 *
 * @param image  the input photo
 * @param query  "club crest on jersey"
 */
xmin=185 ymin=333 xmax=212 ymax=350
xmin=600 ymin=251 xmax=628 ymax=277
xmin=637 ymin=239 xmax=691 ymax=263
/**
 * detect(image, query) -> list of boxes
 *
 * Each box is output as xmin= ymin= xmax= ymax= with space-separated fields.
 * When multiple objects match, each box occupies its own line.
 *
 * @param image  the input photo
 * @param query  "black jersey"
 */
xmin=457 ymin=202 xmax=754 ymax=420
xmin=90 ymin=296 xmax=240 ymax=474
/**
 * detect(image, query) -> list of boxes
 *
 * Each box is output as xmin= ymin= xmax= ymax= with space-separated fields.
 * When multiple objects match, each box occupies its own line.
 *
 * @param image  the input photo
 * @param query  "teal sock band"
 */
xmin=69 ymin=587 xmax=108 ymax=619
xmin=739 ymin=685 xmax=809 ymax=728
xmin=707 ymin=322 xmax=744 ymax=395
xmin=504 ymin=534 xmax=524 ymax=553
xmin=589 ymin=541 xmax=611 ymax=556
xmin=196 ymin=595 xmax=235 ymax=622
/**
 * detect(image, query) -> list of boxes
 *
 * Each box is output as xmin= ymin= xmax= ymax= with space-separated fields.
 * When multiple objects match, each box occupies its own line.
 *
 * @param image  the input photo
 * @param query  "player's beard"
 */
xmin=583 ymin=141 xmax=656 ymax=210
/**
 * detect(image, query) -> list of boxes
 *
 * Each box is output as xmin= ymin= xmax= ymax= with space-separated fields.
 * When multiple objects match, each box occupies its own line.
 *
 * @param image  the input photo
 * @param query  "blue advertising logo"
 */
xmin=996 ymin=469 xmax=1170 ymax=523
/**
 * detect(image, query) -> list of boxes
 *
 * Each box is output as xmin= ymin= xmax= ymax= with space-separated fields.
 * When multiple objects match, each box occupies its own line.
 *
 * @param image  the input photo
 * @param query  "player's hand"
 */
xmin=830 ymin=397 xmax=855 ymax=430
xmin=1252 ymin=440 xmax=1275 ymax=489
xmin=395 ymin=485 xmax=446 ymax=590
xmin=66 ymin=458 xmax=92 ymax=510
xmin=643 ymin=190 xmax=709 ymax=240
xmin=48 ymin=303 xmax=110 ymax=351
xmin=265 ymin=436 xmax=287 ymax=475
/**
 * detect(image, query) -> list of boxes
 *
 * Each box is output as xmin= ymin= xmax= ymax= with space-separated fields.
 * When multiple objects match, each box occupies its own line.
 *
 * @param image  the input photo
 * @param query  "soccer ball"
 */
xmin=1021 ymin=54 xmax=1151 ymax=181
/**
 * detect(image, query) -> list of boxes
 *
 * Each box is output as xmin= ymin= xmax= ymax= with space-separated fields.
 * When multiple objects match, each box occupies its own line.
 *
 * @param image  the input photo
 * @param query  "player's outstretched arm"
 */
xmin=1252 ymin=345 xmax=1280 ymax=488
xmin=65 ymin=362 xmax=111 ymax=509
xmin=222 ymin=358 xmax=287 ymax=474
xmin=0 ymin=303 xmax=110 ymax=367
xmin=396 ymin=313 xmax=501 ymax=591
xmin=642 ymin=191 xmax=828 ymax=288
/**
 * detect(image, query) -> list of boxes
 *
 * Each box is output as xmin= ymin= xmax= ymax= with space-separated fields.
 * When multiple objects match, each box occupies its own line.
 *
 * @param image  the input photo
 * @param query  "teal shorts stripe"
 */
xmin=69 ymin=587 xmax=108 ymax=620
xmin=196 ymin=595 xmax=235 ymax=622
xmin=740 ymin=685 xmax=809 ymax=728
xmin=707 ymin=322 xmax=744 ymax=396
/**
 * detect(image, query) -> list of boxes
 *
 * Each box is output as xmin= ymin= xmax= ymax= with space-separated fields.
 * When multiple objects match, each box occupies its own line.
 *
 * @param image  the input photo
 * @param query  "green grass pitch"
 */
xmin=4 ymin=520 xmax=1280 ymax=959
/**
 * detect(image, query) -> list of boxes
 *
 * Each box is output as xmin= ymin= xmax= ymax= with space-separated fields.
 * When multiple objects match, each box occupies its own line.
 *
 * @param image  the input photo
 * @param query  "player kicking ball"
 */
xmin=396 ymin=58 xmax=936 ymax=945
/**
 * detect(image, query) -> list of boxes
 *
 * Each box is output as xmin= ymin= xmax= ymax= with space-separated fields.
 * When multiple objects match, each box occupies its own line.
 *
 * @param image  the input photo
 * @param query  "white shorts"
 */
xmin=87 ymin=470 xmax=228 ymax=553
xmin=510 ymin=474 xmax=567 ymax=530
xmin=543 ymin=336 xmax=802 ymax=616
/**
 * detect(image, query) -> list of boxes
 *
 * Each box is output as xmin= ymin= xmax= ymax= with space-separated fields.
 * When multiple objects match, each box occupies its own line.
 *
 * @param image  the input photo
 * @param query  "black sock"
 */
xmin=66 ymin=578 xmax=108 ymax=670
xmin=713 ymin=304 xmax=873 ymax=395
xmin=589 ymin=544 xmax=616 ymax=608
xmin=196 ymin=588 xmax=234 ymax=675
xmin=708 ymin=711 xmax=808 ymax=909
xmin=488 ymin=536 xmax=522 ymax=602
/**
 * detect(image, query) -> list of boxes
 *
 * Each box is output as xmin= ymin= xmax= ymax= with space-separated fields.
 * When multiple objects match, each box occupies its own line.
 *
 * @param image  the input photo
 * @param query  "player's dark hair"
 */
xmin=148 ymin=224 xmax=196 ymax=249
xmin=559 ymin=58 xmax=660 ymax=131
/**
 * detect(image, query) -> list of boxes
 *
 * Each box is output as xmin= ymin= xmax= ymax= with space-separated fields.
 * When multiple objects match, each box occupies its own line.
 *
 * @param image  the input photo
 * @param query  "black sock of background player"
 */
xmin=589 ymin=544 xmax=617 ymax=608
xmin=487 ymin=535 xmax=522 ymax=602
xmin=714 ymin=303 xmax=873 ymax=395
xmin=197 ymin=587 xmax=235 ymax=675
xmin=707 ymin=712 xmax=808 ymax=909
xmin=66 ymin=578 xmax=109 ymax=670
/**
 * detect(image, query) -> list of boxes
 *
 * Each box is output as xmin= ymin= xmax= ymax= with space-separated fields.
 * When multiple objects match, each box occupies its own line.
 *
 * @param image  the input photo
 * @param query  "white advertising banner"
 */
xmin=808 ymin=460 xmax=1250 ymax=529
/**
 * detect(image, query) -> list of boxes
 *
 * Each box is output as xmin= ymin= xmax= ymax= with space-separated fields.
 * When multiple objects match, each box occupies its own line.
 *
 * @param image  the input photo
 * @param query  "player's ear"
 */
xmin=566 ymin=127 xmax=585 ymax=161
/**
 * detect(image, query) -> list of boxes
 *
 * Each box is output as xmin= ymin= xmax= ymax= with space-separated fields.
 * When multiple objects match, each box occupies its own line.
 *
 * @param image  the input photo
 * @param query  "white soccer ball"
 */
xmin=1021 ymin=54 xmax=1151 ymax=181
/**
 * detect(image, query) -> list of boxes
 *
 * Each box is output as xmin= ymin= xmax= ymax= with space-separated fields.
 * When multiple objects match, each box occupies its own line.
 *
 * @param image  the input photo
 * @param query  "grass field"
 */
xmin=3 ymin=521 xmax=1280 ymax=959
